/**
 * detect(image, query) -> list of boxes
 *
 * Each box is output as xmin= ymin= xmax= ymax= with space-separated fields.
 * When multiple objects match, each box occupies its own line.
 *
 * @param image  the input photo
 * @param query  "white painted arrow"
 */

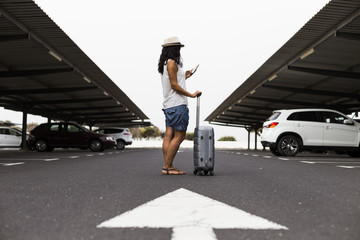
xmin=97 ymin=188 xmax=288 ymax=240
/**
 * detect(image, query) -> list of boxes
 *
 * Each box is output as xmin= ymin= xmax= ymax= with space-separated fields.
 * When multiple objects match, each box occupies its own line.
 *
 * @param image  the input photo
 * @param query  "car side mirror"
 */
xmin=344 ymin=119 xmax=354 ymax=125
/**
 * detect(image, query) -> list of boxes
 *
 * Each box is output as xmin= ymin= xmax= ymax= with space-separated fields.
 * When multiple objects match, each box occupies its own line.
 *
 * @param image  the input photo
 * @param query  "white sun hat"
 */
xmin=162 ymin=36 xmax=185 ymax=47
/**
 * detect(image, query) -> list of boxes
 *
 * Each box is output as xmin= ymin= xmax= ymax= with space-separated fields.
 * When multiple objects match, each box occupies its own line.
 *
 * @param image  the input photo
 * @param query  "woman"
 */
xmin=158 ymin=36 xmax=201 ymax=175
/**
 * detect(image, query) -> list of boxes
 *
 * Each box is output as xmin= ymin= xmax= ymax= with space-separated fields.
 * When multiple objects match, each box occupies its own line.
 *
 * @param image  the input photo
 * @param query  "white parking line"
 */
xmin=86 ymin=154 xmax=94 ymax=157
xmin=263 ymin=156 xmax=272 ymax=159
xmin=252 ymin=154 xmax=259 ymax=157
xmin=301 ymin=161 xmax=360 ymax=164
xmin=300 ymin=161 xmax=316 ymax=164
xmin=44 ymin=158 xmax=60 ymax=162
xmin=2 ymin=162 xmax=25 ymax=166
xmin=236 ymin=153 xmax=241 ymax=155
xmin=337 ymin=166 xmax=360 ymax=169
xmin=1 ymin=158 xmax=49 ymax=161
xmin=278 ymin=158 xmax=289 ymax=161
xmin=69 ymin=156 xmax=79 ymax=159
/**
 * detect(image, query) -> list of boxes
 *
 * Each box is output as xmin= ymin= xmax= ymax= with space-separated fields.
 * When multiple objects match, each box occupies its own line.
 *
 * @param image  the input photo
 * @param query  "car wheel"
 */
xmin=269 ymin=146 xmax=281 ymax=156
xmin=90 ymin=139 xmax=104 ymax=152
xmin=116 ymin=140 xmax=125 ymax=150
xmin=35 ymin=140 xmax=48 ymax=152
xmin=277 ymin=135 xmax=301 ymax=156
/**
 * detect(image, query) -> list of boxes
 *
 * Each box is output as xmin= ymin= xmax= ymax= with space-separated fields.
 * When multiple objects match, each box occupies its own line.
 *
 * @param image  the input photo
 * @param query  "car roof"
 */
xmin=40 ymin=122 xmax=81 ymax=126
xmin=273 ymin=108 xmax=343 ymax=113
xmin=96 ymin=127 xmax=126 ymax=130
xmin=0 ymin=126 xmax=19 ymax=129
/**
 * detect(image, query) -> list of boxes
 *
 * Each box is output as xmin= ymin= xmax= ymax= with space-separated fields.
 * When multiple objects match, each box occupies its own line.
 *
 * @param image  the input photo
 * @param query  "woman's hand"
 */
xmin=191 ymin=91 xmax=202 ymax=98
xmin=185 ymin=70 xmax=192 ymax=79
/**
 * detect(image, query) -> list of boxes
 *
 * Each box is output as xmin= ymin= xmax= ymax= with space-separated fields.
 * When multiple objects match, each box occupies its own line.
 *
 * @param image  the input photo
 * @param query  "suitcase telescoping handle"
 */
xmin=196 ymin=93 xmax=202 ymax=128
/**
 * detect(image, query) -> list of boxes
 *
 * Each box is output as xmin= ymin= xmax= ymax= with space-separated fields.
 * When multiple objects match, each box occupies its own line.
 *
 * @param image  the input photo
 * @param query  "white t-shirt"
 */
xmin=161 ymin=61 xmax=188 ymax=109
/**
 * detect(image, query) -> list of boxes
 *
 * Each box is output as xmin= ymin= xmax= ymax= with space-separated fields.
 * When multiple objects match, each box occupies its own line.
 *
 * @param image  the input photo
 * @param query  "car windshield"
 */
xmin=267 ymin=112 xmax=281 ymax=121
xmin=73 ymin=124 xmax=90 ymax=132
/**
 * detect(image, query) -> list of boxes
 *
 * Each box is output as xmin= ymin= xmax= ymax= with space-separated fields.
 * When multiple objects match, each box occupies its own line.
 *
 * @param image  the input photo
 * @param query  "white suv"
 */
xmin=261 ymin=109 xmax=360 ymax=157
xmin=93 ymin=127 xmax=132 ymax=150
xmin=0 ymin=126 xmax=27 ymax=148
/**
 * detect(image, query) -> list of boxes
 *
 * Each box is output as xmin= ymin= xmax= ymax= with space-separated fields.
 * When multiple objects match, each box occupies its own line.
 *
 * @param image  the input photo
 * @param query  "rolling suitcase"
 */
xmin=193 ymin=95 xmax=215 ymax=176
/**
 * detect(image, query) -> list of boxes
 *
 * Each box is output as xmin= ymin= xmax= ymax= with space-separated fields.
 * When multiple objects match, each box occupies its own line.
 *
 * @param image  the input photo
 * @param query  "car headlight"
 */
xmin=106 ymin=137 xmax=115 ymax=141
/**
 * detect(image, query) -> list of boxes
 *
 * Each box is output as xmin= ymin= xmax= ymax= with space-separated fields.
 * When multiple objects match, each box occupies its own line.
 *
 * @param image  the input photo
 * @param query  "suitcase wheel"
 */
xmin=193 ymin=169 xmax=214 ymax=176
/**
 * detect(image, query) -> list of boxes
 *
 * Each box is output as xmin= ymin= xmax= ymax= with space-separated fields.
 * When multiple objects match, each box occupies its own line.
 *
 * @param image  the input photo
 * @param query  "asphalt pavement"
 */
xmin=0 ymin=147 xmax=360 ymax=240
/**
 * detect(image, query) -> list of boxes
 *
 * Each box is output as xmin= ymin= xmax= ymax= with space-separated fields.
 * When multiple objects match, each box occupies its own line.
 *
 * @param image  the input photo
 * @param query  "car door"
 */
xmin=46 ymin=123 xmax=63 ymax=146
xmin=0 ymin=128 xmax=11 ymax=146
xmin=8 ymin=128 xmax=22 ymax=146
xmin=64 ymin=124 xmax=89 ymax=147
xmin=0 ymin=128 xmax=21 ymax=147
xmin=288 ymin=111 xmax=323 ymax=146
xmin=0 ymin=129 xmax=4 ymax=146
xmin=319 ymin=111 xmax=359 ymax=147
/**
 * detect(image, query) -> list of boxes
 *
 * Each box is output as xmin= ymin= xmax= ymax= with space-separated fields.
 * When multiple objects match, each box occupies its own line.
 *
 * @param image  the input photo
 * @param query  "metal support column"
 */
xmin=21 ymin=106 xmax=28 ymax=150
xmin=254 ymin=129 xmax=258 ymax=150
xmin=245 ymin=127 xmax=251 ymax=150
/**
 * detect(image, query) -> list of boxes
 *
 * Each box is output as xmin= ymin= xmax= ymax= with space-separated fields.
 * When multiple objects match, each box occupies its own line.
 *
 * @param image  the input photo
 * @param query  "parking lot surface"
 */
xmin=1 ymin=148 xmax=359 ymax=240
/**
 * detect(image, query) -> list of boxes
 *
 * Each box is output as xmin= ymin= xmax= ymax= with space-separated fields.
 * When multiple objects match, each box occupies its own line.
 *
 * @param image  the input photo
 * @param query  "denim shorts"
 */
xmin=163 ymin=105 xmax=189 ymax=131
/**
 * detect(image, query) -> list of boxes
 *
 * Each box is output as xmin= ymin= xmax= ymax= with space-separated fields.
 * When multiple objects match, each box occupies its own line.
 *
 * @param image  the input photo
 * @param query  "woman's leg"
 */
xmin=162 ymin=126 xmax=174 ymax=163
xmin=162 ymin=129 xmax=186 ymax=172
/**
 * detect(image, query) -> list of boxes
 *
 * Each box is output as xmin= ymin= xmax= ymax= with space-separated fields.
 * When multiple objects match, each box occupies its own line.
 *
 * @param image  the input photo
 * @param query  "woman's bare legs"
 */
xmin=162 ymin=127 xmax=186 ymax=174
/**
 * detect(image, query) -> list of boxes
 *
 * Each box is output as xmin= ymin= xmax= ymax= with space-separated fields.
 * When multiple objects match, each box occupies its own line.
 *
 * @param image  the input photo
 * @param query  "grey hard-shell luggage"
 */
xmin=193 ymin=95 xmax=215 ymax=176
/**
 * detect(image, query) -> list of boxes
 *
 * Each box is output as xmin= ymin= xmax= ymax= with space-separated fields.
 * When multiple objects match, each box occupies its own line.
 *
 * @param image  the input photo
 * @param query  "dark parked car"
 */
xmin=28 ymin=122 xmax=116 ymax=152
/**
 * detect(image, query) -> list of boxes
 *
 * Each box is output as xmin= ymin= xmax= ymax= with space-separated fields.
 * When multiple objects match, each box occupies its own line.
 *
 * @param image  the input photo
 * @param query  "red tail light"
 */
xmin=124 ymin=133 xmax=131 ymax=135
xmin=265 ymin=122 xmax=279 ymax=128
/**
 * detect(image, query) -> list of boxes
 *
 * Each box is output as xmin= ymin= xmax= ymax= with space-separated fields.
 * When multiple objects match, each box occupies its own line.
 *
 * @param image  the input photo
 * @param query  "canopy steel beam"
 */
xmin=88 ymin=118 xmax=139 ymax=124
xmin=220 ymin=115 xmax=264 ymax=122
xmin=96 ymin=121 xmax=151 ymax=128
xmin=0 ymin=68 xmax=73 ymax=77
xmin=225 ymin=110 xmax=270 ymax=118
xmin=0 ymin=33 xmax=29 ymax=42
xmin=336 ymin=31 xmax=360 ymax=41
xmin=211 ymin=120 xmax=260 ymax=128
xmin=82 ymin=116 xmax=136 ymax=121
xmin=73 ymin=111 xmax=129 ymax=116
xmin=246 ymin=96 xmax=324 ymax=107
xmin=0 ymin=86 xmax=97 ymax=96
xmin=234 ymin=104 xmax=275 ymax=111
xmin=288 ymin=66 xmax=360 ymax=79
xmin=29 ymin=97 xmax=112 ymax=105
xmin=262 ymin=84 xmax=360 ymax=99
xmin=245 ymin=96 xmax=360 ymax=112
xmin=53 ymin=105 xmax=123 ymax=111
xmin=208 ymin=122 xmax=248 ymax=128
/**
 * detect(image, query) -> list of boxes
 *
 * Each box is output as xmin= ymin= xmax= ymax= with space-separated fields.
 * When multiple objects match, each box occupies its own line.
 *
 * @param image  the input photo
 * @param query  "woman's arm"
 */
xmin=167 ymin=60 xmax=201 ymax=98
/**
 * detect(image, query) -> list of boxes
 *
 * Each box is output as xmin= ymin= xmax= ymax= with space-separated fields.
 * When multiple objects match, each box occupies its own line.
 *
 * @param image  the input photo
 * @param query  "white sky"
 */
xmin=1 ymin=0 xmax=330 ymax=142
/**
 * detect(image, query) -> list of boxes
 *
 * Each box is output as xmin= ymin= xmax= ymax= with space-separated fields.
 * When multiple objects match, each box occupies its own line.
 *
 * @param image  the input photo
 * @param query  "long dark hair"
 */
xmin=158 ymin=46 xmax=183 ymax=74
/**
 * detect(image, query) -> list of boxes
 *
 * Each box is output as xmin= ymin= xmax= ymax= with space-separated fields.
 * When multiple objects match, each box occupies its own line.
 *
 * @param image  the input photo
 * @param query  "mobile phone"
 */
xmin=191 ymin=64 xmax=199 ymax=74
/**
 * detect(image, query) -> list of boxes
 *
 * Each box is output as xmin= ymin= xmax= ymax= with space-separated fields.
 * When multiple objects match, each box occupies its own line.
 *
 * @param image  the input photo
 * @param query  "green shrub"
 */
xmin=140 ymin=126 xmax=161 ymax=139
xmin=218 ymin=136 xmax=236 ymax=141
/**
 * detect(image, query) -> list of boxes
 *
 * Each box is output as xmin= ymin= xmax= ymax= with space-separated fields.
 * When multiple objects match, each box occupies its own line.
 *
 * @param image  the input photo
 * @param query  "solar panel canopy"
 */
xmin=0 ymin=0 xmax=149 ymax=128
xmin=206 ymin=0 xmax=360 ymax=130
